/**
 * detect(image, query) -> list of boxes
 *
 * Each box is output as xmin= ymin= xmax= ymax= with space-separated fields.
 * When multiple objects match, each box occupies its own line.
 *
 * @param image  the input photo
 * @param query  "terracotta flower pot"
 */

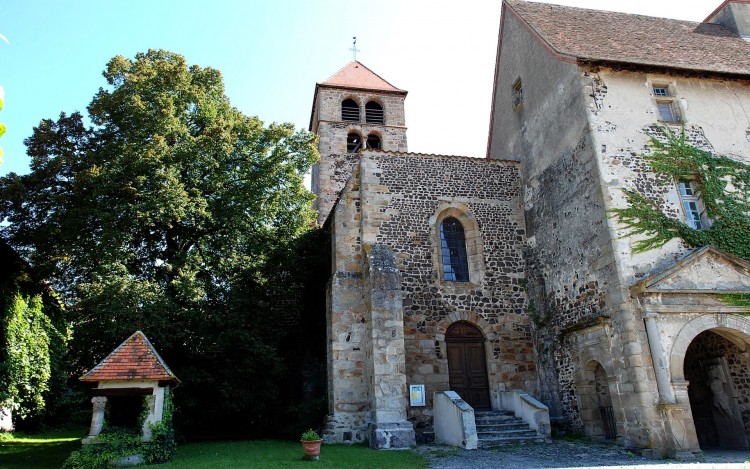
xmin=301 ymin=439 xmax=322 ymax=459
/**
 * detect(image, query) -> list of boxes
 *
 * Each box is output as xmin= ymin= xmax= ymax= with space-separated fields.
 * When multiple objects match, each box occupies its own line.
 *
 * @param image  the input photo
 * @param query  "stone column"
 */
xmin=364 ymin=245 xmax=416 ymax=449
xmin=83 ymin=396 xmax=107 ymax=444
xmin=664 ymin=380 xmax=701 ymax=457
xmin=642 ymin=312 xmax=675 ymax=403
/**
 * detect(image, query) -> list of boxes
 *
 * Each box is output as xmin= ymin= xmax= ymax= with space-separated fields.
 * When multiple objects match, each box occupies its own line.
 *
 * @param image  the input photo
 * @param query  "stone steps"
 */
xmin=474 ymin=410 xmax=547 ymax=448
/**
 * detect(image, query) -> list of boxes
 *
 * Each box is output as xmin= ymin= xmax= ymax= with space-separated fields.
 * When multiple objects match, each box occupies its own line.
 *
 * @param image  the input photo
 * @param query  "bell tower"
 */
xmin=309 ymin=61 xmax=408 ymax=225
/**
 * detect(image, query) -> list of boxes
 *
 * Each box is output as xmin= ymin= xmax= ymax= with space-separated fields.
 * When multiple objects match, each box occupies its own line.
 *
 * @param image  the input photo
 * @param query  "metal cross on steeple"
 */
xmin=349 ymin=37 xmax=360 ymax=61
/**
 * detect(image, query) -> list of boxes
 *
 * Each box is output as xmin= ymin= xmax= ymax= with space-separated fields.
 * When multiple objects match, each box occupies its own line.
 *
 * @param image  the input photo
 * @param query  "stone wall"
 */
xmin=488 ymin=11 xmax=671 ymax=449
xmin=326 ymin=149 xmax=535 ymax=439
xmin=488 ymin=10 xmax=629 ymax=432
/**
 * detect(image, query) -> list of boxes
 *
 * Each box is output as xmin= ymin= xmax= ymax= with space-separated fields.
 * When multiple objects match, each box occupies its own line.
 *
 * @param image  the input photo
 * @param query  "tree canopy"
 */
xmin=0 ymin=50 xmax=322 ymax=435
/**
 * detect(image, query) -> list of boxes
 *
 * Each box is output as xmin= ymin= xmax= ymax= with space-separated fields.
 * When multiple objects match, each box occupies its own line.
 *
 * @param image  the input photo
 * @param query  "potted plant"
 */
xmin=300 ymin=429 xmax=322 ymax=460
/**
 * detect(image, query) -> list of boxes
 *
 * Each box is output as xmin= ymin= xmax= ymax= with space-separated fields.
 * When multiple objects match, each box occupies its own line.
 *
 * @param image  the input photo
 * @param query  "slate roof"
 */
xmin=80 ymin=331 xmax=180 ymax=384
xmin=505 ymin=0 xmax=750 ymax=76
xmin=319 ymin=61 xmax=406 ymax=94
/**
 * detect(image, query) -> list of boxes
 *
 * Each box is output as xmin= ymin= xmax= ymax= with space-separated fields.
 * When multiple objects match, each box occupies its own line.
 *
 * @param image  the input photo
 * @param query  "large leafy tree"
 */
xmin=0 ymin=50 xmax=319 ymax=434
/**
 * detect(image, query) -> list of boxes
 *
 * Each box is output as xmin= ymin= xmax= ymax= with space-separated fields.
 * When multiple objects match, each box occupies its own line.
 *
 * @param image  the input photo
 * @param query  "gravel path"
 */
xmin=416 ymin=441 xmax=750 ymax=469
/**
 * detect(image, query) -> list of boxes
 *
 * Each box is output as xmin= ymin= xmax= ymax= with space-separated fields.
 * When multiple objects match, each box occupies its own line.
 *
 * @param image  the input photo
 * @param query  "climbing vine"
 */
xmin=0 ymin=275 xmax=67 ymax=423
xmin=610 ymin=126 xmax=750 ymax=261
xmin=63 ymin=391 xmax=175 ymax=468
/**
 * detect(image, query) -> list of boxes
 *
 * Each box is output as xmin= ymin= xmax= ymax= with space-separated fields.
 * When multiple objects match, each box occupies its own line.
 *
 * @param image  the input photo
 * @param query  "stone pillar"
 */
xmin=83 ymin=396 xmax=107 ymax=444
xmin=643 ymin=312 xmax=675 ymax=403
xmin=364 ymin=245 xmax=416 ymax=449
xmin=663 ymin=380 xmax=701 ymax=457
xmin=142 ymin=394 xmax=156 ymax=442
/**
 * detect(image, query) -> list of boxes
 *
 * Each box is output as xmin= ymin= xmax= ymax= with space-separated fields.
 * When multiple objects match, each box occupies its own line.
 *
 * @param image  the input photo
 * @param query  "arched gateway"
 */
xmin=446 ymin=321 xmax=491 ymax=409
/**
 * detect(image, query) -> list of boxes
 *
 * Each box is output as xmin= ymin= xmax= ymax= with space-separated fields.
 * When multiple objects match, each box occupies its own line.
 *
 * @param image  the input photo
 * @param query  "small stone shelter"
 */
xmin=80 ymin=331 xmax=179 ymax=443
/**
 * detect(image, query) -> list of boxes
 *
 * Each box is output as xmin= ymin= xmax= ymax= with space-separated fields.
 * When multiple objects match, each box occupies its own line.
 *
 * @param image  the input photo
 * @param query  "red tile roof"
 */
xmin=80 ymin=331 xmax=180 ymax=384
xmin=320 ymin=61 xmax=406 ymax=93
xmin=506 ymin=0 xmax=750 ymax=76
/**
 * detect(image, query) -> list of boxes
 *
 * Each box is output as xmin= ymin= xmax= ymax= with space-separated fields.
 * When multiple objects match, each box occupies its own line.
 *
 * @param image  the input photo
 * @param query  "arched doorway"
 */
xmin=446 ymin=321 xmax=490 ymax=410
xmin=593 ymin=363 xmax=616 ymax=440
xmin=684 ymin=330 xmax=750 ymax=449
xmin=578 ymin=360 xmax=617 ymax=441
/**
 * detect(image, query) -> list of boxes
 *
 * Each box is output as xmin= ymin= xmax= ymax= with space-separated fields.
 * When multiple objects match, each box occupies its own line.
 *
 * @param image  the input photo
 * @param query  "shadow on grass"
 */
xmin=0 ymin=431 xmax=427 ymax=469
xmin=0 ymin=429 xmax=85 ymax=469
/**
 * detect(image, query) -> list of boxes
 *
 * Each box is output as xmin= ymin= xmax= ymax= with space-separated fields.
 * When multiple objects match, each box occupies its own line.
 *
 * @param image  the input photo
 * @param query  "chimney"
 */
xmin=705 ymin=1 xmax=750 ymax=38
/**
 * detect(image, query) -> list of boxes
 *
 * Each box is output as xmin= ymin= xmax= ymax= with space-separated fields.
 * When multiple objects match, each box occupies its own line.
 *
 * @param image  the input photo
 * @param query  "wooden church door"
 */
xmin=446 ymin=321 xmax=491 ymax=410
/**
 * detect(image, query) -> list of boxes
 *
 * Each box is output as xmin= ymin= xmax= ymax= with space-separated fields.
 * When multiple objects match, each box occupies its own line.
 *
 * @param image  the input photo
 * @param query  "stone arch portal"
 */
xmin=445 ymin=321 xmax=491 ymax=410
xmin=671 ymin=315 xmax=750 ymax=450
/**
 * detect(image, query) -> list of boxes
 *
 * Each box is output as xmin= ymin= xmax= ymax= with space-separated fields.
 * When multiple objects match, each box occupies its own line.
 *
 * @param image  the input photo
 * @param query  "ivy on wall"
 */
xmin=0 ymin=272 xmax=67 ymax=424
xmin=610 ymin=127 xmax=750 ymax=261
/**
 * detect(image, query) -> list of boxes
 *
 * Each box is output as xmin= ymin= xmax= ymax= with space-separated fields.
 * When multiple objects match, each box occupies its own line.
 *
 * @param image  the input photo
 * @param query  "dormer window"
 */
xmin=366 ymin=134 xmax=381 ymax=150
xmin=342 ymin=99 xmax=360 ymax=122
xmin=347 ymin=132 xmax=362 ymax=153
xmin=365 ymin=101 xmax=384 ymax=124
xmin=677 ymin=180 xmax=708 ymax=230
xmin=652 ymin=84 xmax=682 ymax=123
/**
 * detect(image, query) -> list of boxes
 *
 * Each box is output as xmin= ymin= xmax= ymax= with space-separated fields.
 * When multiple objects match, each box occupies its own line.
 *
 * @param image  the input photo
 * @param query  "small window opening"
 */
xmin=342 ymin=99 xmax=360 ymax=122
xmin=366 ymin=134 xmax=381 ymax=150
xmin=440 ymin=217 xmax=470 ymax=282
xmin=512 ymin=78 xmax=524 ymax=110
xmin=678 ymin=180 xmax=708 ymax=230
xmin=653 ymin=85 xmax=682 ymax=123
xmin=347 ymin=132 xmax=362 ymax=153
xmin=365 ymin=101 xmax=385 ymax=124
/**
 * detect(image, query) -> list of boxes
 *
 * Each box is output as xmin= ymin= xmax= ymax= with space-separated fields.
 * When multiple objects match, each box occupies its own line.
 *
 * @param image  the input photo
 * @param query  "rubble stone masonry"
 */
xmin=325 ymin=150 xmax=536 ymax=441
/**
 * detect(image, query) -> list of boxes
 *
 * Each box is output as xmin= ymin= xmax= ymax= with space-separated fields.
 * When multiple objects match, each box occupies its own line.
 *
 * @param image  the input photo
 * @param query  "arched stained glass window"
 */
xmin=440 ymin=217 xmax=470 ymax=282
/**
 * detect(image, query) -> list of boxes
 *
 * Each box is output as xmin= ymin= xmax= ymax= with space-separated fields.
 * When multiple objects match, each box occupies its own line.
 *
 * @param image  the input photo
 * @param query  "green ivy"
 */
xmin=0 ymin=283 xmax=65 ymax=420
xmin=719 ymin=293 xmax=750 ymax=308
xmin=610 ymin=126 xmax=750 ymax=261
xmin=63 ymin=391 xmax=176 ymax=467
xmin=142 ymin=391 xmax=175 ymax=464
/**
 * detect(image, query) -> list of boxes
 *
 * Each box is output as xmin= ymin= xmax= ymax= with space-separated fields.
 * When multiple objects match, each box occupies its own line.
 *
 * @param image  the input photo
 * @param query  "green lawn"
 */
xmin=0 ymin=428 xmax=86 ymax=468
xmin=0 ymin=430 xmax=428 ymax=469
xmin=164 ymin=440 xmax=427 ymax=468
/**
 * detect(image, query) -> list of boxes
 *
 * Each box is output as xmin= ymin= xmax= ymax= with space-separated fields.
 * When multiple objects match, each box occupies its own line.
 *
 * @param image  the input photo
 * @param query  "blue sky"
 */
xmin=0 ymin=1 xmax=712 ymax=177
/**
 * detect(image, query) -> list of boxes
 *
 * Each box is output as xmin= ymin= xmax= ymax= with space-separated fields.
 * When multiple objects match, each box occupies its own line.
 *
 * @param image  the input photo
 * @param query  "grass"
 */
xmin=162 ymin=440 xmax=428 ymax=468
xmin=0 ymin=428 xmax=86 ymax=468
xmin=0 ymin=430 xmax=428 ymax=469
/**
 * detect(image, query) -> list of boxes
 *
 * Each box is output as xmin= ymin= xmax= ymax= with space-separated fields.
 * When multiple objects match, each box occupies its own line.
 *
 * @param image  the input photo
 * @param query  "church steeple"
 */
xmin=309 ymin=61 xmax=408 ymax=225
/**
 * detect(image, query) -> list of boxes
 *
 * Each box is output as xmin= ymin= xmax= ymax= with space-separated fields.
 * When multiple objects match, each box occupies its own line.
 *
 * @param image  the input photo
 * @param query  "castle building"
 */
xmin=311 ymin=0 xmax=750 ymax=457
xmin=488 ymin=0 xmax=750 ymax=456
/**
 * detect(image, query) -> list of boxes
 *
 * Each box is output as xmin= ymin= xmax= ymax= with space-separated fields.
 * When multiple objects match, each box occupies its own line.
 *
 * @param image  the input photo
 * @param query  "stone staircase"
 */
xmin=474 ymin=410 xmax=546 ymax=448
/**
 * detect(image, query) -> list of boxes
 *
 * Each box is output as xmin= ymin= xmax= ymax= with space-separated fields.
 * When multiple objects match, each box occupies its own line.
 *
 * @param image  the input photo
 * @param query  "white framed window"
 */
xmin=652 ymin=84 xmax=682 ymax=123
xmin=677 ymin=180 xmax=708 ymax=229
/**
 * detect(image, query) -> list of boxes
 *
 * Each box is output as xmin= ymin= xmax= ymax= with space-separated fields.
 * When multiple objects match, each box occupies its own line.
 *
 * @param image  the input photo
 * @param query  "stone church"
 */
xmin=309 ymin=0 xmax=750 ymax=457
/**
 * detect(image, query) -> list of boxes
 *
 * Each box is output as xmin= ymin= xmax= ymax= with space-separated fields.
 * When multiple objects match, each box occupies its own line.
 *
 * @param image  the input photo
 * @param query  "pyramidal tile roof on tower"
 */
xmin=505 ymin=0 xmax=750 ymax=76
xmin=80 ymin=330 xmax=180 ymax=384
xmin=320 ymin=61 xmax=406 ymax=93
